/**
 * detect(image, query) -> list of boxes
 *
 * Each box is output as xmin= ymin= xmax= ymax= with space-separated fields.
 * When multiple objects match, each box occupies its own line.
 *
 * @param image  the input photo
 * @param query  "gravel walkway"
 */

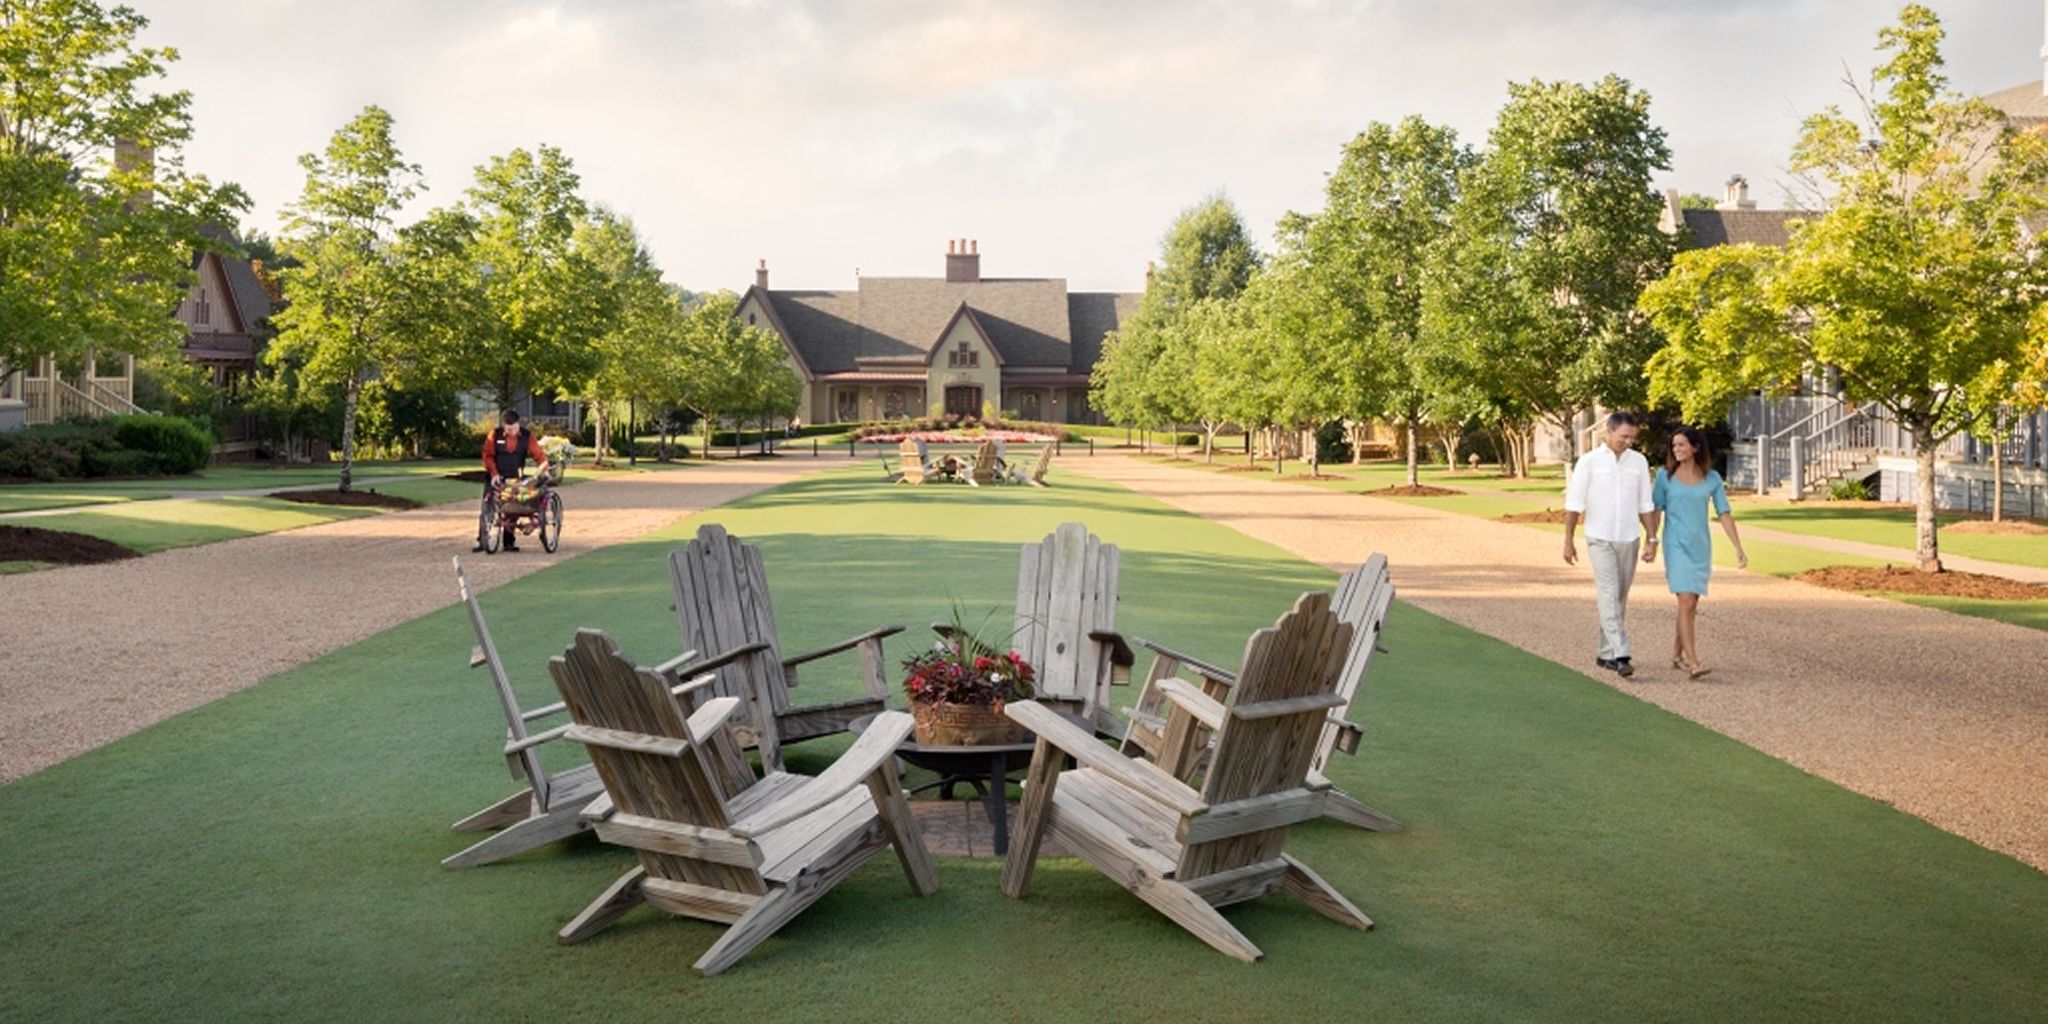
xmin=1071 ymin=455 xmax=2048 ymax=871
xmin=0 ymin=460 xmax=828 ymax=784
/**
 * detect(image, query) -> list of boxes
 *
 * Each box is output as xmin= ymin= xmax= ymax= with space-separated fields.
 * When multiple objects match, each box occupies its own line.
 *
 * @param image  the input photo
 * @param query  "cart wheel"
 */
xmin=539 ymin=492 xmax=562 ymax=553
xmin=479 ymin=499 xmax=502 ymax=554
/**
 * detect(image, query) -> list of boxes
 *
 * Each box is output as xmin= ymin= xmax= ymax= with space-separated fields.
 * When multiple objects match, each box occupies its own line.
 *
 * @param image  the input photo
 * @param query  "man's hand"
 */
xmin=490 ymin=474 xmax=503 ymax=487
xmin=1561 ymin=537 xmax=1577 ymax=565
xmin=1641 ymin=542 xmax=1658 ymax=564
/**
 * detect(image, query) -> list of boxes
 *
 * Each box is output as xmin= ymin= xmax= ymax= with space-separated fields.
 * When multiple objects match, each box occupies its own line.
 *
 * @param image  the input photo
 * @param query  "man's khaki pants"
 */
xmin=1588 ymin=538 xmax=1640 ymax=661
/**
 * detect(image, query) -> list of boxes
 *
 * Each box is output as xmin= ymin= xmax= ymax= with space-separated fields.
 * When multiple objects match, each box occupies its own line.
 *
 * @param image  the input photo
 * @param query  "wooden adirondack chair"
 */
xmin=888 ymin=438 xmax=932 ymax=484
xmin=547 ymin=629 xmax=938 ymax=976
xmin=965 ymin=438 xmax=1002 ymax=486
xmin=999 ymin=592 xmax=1373 ymax=962
xmin=670 ymin=524 xmax=903 ymax=772
xmin=1005 ymin=445 xmax=1053 ymax=487
xmin=1004 ymin=522 xmax=1132 ymax=735
xmin=1119 ymin=557 xmax=1400 ymax=832
xmin=444 ymin=557 xmax=688 ymax=868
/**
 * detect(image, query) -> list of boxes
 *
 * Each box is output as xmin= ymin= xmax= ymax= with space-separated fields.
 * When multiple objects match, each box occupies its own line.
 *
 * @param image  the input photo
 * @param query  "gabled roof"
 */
xmin=1680 ymin=208 xmax=1813 ymax=249
xmin=924 ymin=303 xmax=1005 ymax=366
xmin=192 ymin=225 xmax=274 ymax=332
xmin=1065 ymin=292 xmax=1142 ymax=372
xmin=1982 ymin=80 xmax=2048 ymax=126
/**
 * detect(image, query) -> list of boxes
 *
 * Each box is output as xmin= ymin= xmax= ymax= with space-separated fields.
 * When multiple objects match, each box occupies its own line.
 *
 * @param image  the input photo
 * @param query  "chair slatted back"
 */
xmin=1028 ymin=445 xmax=1053 ymax=483
xmin=971 ymin=439 xmax=1001 ymax=484
xmin=1314 ymin=556 xmax=1393 ymax=773
xmin=1177 ymin=592 xmax=1352 ymax=879
xmin=549 ymin=629 xmax=767 ymax=896
xmin=897 ymin=439 xmax=927 ymax=484
xmin=1014 ymin=523 xmax=1119 ymax=714
xmin=454 ymin=558 xmax=550 ymax=804
xmin=670 ymin=524 xmax=790 ymax=719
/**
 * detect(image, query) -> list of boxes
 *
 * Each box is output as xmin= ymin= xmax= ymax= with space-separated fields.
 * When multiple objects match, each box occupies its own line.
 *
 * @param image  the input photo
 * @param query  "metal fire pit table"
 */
xmin=851 ymin=710 xmax=1090 ymax=856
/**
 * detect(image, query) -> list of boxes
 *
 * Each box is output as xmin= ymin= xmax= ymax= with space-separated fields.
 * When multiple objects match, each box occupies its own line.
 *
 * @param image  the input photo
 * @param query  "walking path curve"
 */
xmin=1070 ymin=455 xmax=2048 ymax=871
xmin=0 ymin=459 xmax=829 ymax=784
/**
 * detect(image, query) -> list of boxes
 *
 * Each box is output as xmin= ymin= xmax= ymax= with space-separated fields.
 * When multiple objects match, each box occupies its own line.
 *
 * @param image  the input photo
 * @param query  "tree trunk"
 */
xmin=338 ymin=374 xmax=360 ymax=493
xmin=1404 ymin=420 xmax=1419 ymax=488
xmin=592 ymin=403 xmax=608 ymax=466
xmin=1913 ymin=434 xmax=1942 ymax=572
xmin=1203 ymin=425 xmax=1215 ymax=463
xmin=1439 ymin=429 xmax=1456 ymax=470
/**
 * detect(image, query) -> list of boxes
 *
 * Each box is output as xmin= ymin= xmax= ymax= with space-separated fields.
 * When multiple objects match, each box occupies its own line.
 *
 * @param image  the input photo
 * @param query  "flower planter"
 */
xmin=910 ymin=700 xmax=1023 ymax=747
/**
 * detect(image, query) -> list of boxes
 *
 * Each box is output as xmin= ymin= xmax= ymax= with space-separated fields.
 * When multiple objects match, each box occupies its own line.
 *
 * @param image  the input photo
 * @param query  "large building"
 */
xmin=735 ymin=240 xmax=1141 ymax=425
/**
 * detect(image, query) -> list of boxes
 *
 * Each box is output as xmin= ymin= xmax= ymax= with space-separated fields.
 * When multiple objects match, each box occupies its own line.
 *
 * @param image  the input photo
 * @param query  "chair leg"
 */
xmin=1323 ymin=789 xmax=1403 ymax=832
xmin=449 ymin=788 xmax=534 ymax=832
xmin=558 ymin=868 xmax=648 ymax=945
xmin=440 ymin=802 xmax=590 ymax=869
xmin=866 ymin=762 xmax=940 ymax=896
xmin=1000 ymin=736 xmax=1062 ymax=899
xmin=693 ymin=824 xmax=886 ymax=976
xmin=1281 ymin=854 xmax=1372 ymax=931
xmin=1130 ymin=876 xmax=1264 ymax=962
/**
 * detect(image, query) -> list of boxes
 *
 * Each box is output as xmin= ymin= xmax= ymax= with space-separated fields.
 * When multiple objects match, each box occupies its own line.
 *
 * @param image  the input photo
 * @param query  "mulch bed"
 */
xmin=1796 ymin=565 xmax=2048 ymax=601
xmin=1501 ymin=508 xmax=1571 ymax=524
xmin=271 ymin=489 xmax=422 ymax=510
xmin=1367 ymin=484 xmax=1464 ymax=497
xmin=1946 ymin=519 xmax=2048 ymax=536
xmin=0 ymin=525 xmax=139 ymax=566
xmin=1220 ymin=465 xmax=1273 ymax=473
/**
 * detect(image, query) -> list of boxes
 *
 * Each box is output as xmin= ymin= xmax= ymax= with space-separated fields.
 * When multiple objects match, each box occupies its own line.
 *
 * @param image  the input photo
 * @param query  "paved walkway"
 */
xmin=0 ymin=460 xmax=829 ymax=783
xmin=1071 ymin=455 xmax=2048 ymax=871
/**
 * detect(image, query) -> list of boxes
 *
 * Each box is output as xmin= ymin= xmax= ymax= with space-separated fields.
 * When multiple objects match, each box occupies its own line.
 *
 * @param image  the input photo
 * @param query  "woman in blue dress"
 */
xmin=1650 ymin=427 xmax=1749 ymax=679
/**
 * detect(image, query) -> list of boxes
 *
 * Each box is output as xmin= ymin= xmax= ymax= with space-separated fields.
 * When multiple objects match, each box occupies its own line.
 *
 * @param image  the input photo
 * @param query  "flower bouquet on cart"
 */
xmin=539 ymin=436 xmax=576 ymax=484
xmin=901 ymin=607 xmax=1036 ymax=747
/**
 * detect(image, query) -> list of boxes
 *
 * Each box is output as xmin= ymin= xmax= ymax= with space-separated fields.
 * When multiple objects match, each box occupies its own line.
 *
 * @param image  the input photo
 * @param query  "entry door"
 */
xmin=1017 ymin=390 xmax=1042 ymax=421
xmin=945 ymin=385 xmax=982 ymax=418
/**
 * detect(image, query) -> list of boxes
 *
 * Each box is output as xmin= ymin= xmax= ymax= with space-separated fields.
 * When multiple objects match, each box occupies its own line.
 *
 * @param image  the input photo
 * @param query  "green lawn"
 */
xmin=0 ymin=459 xmax=473 ymax=513
xmin=17 ymin=477 xmax=479 ymax=555
xmin=1733 ymin=503 xmax=2048 ymax=569
xmin=0 ymin=469 xmax=2041 ymax=1024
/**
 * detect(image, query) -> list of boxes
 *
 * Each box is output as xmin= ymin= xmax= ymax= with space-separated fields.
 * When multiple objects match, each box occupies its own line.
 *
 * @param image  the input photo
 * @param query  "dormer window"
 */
xmin=192 ymin=288 xmax=211 ymax=325
xmin=947 ymin=341 xmax=979 ymax=368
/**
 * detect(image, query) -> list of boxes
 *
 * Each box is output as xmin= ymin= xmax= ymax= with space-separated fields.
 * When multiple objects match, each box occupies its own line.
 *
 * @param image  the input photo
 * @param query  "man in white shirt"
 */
xmin=1562 ymin=411 xmax=1659 ymax=678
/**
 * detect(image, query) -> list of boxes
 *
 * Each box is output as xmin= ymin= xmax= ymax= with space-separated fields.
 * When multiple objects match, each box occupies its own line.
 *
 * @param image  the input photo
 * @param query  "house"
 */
xmin=0 ymin=227 xmax=273 ymax=428
xmin=734 ymin=239 xmax=1140 ymax=425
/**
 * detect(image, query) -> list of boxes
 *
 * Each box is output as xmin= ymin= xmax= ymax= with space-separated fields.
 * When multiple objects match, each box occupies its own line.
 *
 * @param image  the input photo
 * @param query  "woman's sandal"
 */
xmin=1688 ymin=664 xmax=1713 ymax=680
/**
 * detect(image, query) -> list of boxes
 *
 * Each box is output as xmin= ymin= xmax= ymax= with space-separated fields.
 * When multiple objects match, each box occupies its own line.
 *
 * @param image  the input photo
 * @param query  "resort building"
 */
xmin=735 ymin=240 xmax=1140 ymax=425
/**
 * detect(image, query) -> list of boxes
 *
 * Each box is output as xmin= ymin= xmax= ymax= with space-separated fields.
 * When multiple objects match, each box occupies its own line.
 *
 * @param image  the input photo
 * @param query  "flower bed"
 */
xmin=863 ymin=429 xmax=1062 ymax=444
xmin=849 ymin=416 xmax=1076 ymax=443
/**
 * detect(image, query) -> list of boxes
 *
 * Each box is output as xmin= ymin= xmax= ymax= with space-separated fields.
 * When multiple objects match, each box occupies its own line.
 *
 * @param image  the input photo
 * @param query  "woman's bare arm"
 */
xmin=1718 ymin=513 xmax=1748 ymax=569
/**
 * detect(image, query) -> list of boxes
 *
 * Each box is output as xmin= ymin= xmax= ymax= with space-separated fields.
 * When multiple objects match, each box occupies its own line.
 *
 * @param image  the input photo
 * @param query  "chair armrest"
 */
xmin=1088 ymin=629 xmax=1136 ymax=669
xmin=1155 ymin=678 xmax=1225 ymax=731
xmin=1005 ymin=701 xmax=1205 ymax=816
xmin=1328 ymin=717 xmax=1363 ymax=756
xmin=782 ymin=625 xmax=906 ymax=668
xmin=728 ymin=710 xmax=915 ymax=838
xmin=504 ymin=722 xmax=572 ymax=756
xmin=469 ymin=646 xmax=488 ymax=669
xmin=675 ymin=641 xmax=774 ymax=675
xmin=685 ymin=696 xmax=746 ymax=743
xmin=1135 ymin=638 xmax=1237 ymax=686
xmin=651 ymin=648 xmax=700 ymax=681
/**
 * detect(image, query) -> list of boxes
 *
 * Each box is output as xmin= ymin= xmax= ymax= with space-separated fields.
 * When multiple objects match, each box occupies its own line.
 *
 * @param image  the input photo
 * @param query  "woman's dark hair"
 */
xmin=1665 ymin=425 xmax=1711 ymax=475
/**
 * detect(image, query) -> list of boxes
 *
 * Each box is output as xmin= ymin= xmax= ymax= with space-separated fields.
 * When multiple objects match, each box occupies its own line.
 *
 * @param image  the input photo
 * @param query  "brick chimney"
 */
xmin=755 ymin=258 xmax=768 ymax=289
xmin=1718 ymin=174 xmax=1757 ymax=211
xmin=115 ymin=137 xmax=154 ymax=208
xmin=946 ymin=238 xmax=980 ymax=283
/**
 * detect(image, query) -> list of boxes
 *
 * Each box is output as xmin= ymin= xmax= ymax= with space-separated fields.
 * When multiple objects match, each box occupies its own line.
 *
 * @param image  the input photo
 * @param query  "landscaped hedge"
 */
xmin=0 ymin=415 xmax=215 ymax=481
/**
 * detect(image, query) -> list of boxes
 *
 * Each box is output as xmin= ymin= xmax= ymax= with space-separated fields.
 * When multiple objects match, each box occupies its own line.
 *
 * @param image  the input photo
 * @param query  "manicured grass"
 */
xmin=0 ymin=459 xmax=473 ymax=513
xmin=18 ymin=478 xmax=480 ymax=555
xmin=0 ymin=469 xmax=2042 ymax=1024
xmin=1893 ymin=594 xmax=2048 ymax=632
xmin=0 ymin=559 xmax=50 ymax=574
xmin=1733 ymin=503 xmax=2048 ymax=569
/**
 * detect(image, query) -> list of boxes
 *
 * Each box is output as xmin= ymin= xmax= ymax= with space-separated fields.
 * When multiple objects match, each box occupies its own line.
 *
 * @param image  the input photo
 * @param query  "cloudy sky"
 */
xmin=142 ymin=0 xmax=2038 ymax=293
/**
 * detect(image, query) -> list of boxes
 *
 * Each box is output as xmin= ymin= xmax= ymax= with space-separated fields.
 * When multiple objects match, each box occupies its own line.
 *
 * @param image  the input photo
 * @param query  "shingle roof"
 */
xmin=1679 ymin=208 xmax=1813 ymax=249
xmin=193 ymin=224 xmax=274 ymax=332
xmin=758 ymin=274 xmax=1139 ymax=378
xmin=1982 ymin=80 xmax=2048 ymax=126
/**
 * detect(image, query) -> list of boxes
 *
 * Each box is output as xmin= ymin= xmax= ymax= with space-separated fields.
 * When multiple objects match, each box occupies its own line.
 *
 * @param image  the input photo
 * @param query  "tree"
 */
xmin=1298 ymin=117 xmax=1469 ymax=484
xmin=573 ymin=208 xmax=675 ymax=463
xmin=440 ymin=145 xmax=610 ymax=412
xmin=1677 ymin=193 xmax=1721 ymax=211
xmin=267 ymin=105 xmax=422 ymax=491
xmin=1424 ymin=74 xmax=1674 ymax=473
xmin=0 ymin=0 xmax=247 ymax=374
xmin=1643 ymin=5 xmax=2048 ymax=571
xmin=675 ymin=291 xmax=798 ymax=458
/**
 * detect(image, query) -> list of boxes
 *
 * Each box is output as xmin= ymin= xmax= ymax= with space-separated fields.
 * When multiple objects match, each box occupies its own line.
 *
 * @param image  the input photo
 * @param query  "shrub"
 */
xmin=111 ymin=415 xmax=214 ymax=474
xmin=1827 ymin=477 xmax=1874 ymax=502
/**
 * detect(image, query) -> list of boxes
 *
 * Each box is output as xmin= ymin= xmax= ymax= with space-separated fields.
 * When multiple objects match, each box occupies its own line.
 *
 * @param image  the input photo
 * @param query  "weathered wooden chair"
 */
xmin=1000 ymin=592 xmax=1373 ymax=962
xmin=1119 ymin=557 xmax=1400 ymax=831
xmin=670 ymin=524 xmax=903 ymax=772
xmin=965 ymin=438 xmax=1002 ymax=486
xmin=548 ymin=629 xmax=938 ymax=976
xmin=889 ymin=438 xmax=932 ymax=484
xmin=1005 ymin=445 xmax=1053 ymax=487
xmin=958 ymin=522 xmax=1132 ymax=735
xmin=443 ymin=557 xmax=684 ymax=869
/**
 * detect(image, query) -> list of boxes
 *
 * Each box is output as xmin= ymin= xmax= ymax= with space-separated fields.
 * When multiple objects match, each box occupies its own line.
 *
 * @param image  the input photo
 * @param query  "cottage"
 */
xmin=735 ymin=240 xmax=1140 ymax=425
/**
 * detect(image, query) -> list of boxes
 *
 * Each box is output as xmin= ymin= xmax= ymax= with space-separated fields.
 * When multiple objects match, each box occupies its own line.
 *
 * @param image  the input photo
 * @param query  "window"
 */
xmin=194 ymin=289 xmax=210 ymax=325
xmin=946 ymin=341 xmax=978 ymax=368
xmin=747 ymin=313 xmax=757 ymax=325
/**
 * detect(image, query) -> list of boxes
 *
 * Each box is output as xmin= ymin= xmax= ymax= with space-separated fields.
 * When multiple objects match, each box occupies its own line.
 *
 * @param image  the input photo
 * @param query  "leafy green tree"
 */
xmin=1299 ymin=117 xmax=1469 ymax=484
xmin=267 ymin=105 xmax=421 ymax=491
xmin=573 ymin=208 xmax=677 ymax=463
xmin=0 ymin=0 xmax=247 ymax=374
xmin=1642 ymin=5 xmax=2048 ymax=570
xmin=1677 ymin=193 xmax=1721 ymax=211
xmin=676 ymin=291 xmax=798 ymax=457
xmin=1425 ymin=74 xmax=1673 ymax=471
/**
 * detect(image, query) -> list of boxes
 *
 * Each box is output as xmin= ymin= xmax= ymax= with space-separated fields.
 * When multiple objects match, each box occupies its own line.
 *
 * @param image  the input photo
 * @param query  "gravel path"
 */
xmin=0 ymin=460 xmax=828 ymax=784
xmin=1071 ymin=455 xmax=2048 ymax=871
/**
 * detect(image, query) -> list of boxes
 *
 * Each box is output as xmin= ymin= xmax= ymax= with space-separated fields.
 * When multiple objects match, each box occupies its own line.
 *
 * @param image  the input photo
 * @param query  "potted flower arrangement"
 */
xmin=901 ymin=611 xmax=1036 ymax=746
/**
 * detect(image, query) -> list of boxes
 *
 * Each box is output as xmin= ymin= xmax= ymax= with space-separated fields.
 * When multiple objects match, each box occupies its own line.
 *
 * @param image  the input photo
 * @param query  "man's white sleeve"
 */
xmin=1563 ymin=453 xmax=1588 ymax=513
xmin=1636 ymin=456 xmax=1656 ymax=514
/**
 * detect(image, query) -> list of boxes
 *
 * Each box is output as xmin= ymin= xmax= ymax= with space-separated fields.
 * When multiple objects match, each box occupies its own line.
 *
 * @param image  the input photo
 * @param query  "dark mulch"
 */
xmin=1502 ymin=508 xmax=1571 ymax=525
xmin=1946 ymin=519 xmax=2048 ymax=537
xmin=1220 ymin=465 xmax=1273 ymax=474
xmin=1796 ymin=565 xmax=2048 ymax=601
xmin=0 ymin=525 xmax=140 ymax=566
xmin=271 ymin=489 xmax=422 ymax=510
xmin=1367 ymin=484 xmax=1464 ymax=497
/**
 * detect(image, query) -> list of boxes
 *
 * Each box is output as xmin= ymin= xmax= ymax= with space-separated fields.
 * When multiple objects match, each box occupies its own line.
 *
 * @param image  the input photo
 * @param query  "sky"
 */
xmin=140 ymin=0 xmax=2041 ymax=294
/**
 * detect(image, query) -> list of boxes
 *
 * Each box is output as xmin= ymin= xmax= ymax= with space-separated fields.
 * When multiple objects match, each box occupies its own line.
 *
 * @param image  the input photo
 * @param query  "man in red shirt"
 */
xmin=473 ymin=410 xmax=550 ymax=553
